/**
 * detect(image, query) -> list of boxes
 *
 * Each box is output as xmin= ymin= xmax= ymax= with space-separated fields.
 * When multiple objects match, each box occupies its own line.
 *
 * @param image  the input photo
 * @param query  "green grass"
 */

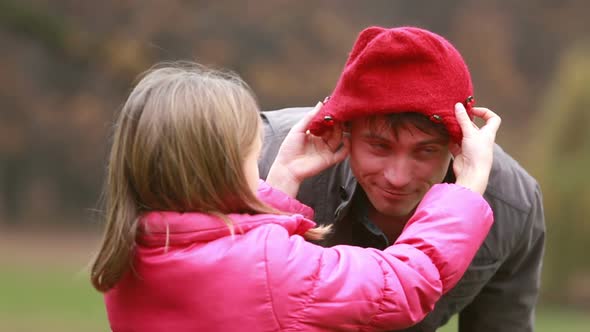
xmin=436 ymin=306 xmax=589 ymax=332
xmin=0 ymin=264 xmax=588 ymax=331
xmin=0 ymin=265 xmax=108 ymax=332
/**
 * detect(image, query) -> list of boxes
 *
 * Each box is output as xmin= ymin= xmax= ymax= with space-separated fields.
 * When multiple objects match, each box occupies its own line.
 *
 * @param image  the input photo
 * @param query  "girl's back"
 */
xmin=105 ymin=182 xmax=492 ymax=332
xmin=106 ymin=212 xmax=293 ymax=331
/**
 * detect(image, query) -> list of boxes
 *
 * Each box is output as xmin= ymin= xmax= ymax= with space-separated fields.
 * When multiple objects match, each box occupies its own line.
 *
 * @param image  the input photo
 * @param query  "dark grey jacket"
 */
xmin=259 ymin=107 xmax=545 ymax=332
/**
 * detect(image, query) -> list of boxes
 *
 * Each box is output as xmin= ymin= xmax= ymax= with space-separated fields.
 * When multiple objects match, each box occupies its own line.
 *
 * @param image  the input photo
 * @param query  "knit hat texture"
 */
xmin=308 ymin=26 xmax=475 ymax=143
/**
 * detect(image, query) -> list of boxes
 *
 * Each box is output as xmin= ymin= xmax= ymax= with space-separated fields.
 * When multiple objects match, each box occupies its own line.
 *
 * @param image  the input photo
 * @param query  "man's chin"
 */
xmin=380 ymin=209 xmax=415 ymax=220
xmin=373 ymin=200 xmax=419 ymax=220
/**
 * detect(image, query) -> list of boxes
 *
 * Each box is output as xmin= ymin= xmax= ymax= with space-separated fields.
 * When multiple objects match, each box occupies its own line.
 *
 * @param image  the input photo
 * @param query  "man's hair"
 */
xmin=359 ymin=112 xmax=451 ymax=142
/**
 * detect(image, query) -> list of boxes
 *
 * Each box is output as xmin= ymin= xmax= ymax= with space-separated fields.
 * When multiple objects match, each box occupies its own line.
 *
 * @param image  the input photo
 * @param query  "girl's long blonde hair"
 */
xmin=90 ymin=62 xmax=328 ymax=292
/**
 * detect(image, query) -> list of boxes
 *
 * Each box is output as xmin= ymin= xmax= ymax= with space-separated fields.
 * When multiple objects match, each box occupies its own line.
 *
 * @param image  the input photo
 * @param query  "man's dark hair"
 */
xmin=360 ymin=112 xmax=450 ymax=142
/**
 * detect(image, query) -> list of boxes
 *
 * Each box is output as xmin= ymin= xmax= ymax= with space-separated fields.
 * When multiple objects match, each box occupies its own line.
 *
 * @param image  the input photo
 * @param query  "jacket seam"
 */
xmin=457 ymin=186 xmax=543 ymax=330
xmin=500 ymin=184 xmax=542 ymax=268
xmin=366 ymin=256 xmax=388 ymax=329
xmin=264 ymin=230 xmax=285 ymax=331
xmin=487 ymin=186 xmax=536 ymax=260
xmin=287 ymin=249 xmax=324 ymax=330
xmin=261 ymin=112 xmax=278 ymax=136
xmin=484 ymin=186 xmax=531 ymax=215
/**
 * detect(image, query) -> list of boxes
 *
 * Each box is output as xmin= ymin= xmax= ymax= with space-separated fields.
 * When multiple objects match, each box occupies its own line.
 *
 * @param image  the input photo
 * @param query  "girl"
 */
xmin=91 ymin=62 xmax=499 ymax=331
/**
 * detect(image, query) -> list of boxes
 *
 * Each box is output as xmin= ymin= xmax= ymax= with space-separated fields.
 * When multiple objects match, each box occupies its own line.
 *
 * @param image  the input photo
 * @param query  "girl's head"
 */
xmin=91 ymin=63 xmax=266 ymax=291
xmin=115 ymin=62 xmax=263 ymax=213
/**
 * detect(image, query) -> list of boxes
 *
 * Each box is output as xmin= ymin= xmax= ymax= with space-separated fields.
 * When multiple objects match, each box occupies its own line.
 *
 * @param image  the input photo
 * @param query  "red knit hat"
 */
xmin=308 ymin=26 xmax=475 ymax=143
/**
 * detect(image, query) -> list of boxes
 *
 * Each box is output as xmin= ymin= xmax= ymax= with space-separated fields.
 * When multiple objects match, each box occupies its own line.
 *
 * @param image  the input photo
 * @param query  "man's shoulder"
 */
xmin=261 ymin=106 xmax=313 ymax=136
xmin=485 ymin=144 xmax=540 ymax=214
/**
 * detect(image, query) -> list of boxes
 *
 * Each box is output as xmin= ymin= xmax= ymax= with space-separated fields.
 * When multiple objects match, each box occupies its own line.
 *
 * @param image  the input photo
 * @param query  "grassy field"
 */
xmin=0 ymin=229 xmax=109 ymax=332
xmin=438 ymin=307 xmax=590 ymax=332
xmin=0 ymin=229 xmax=587 ymax=331
xmin=0 ymin=267 xmax=108 ymax=332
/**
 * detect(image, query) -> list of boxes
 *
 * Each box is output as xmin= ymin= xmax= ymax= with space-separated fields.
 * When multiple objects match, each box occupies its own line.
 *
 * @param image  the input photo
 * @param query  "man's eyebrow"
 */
xmin=361 ymin=132 xmax=448 ymax=144
xmin=416 ymin=138 xmax=449 ymax=146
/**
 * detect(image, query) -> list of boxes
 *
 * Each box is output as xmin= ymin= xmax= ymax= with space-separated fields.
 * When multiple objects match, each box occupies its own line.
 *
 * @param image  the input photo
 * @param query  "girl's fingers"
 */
xmin=292 ymin=101 xmax=323 ymax=133
xmin=455 ymin=102 xmax=475 ymax=136
xmin=456 ymin=104 xmax=501 ymax=138
xmin=321 ymin=123 xmax=345 ymax=152
xmin=473 ymin=107 xmax=501 ymax=136
xmin=333 ymin=143 xmax=349 ymax=163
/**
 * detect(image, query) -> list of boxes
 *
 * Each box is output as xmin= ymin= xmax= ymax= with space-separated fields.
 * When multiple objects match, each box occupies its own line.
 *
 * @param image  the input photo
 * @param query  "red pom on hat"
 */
xmin=308 ymin=26 xmax=475 ymax=143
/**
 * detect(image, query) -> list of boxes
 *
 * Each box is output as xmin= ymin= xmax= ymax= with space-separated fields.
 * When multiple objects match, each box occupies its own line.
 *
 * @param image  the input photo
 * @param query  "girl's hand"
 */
xmin=451 ymin=103 xmax=502 ymax=194
xmin=267 ymin=102 xmax=349 ymax=197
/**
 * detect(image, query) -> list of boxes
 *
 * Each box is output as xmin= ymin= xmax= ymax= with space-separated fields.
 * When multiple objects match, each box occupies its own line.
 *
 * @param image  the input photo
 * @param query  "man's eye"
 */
xmin=418 ymin=146 xmax=440 ymax=155
xmin=369 ymin=142 xmax=389 ymax=150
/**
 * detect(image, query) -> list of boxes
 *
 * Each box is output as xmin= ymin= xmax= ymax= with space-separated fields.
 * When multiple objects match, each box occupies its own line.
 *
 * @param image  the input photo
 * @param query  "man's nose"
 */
xmin=383 ymin=158 xmax=413 ymax=188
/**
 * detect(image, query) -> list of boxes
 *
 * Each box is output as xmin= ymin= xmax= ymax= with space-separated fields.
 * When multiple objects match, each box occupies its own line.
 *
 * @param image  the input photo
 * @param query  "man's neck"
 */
xmin=367 ymin=209 xmax=411 ymax=244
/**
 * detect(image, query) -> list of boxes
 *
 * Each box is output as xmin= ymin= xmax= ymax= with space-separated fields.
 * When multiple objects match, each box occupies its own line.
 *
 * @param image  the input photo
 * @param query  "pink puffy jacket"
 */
xmin=105 ymin=181 xmax=493 ymax=331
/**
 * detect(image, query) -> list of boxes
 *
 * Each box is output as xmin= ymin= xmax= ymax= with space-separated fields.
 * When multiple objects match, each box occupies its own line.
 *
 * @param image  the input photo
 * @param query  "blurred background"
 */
xmin=0 ymin=0 xmax=588 ymax=331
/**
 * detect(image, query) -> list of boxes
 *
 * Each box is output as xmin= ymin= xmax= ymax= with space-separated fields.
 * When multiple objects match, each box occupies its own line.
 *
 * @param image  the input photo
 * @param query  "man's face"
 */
xmin=349 ymin=115 xmax=452 ymax=222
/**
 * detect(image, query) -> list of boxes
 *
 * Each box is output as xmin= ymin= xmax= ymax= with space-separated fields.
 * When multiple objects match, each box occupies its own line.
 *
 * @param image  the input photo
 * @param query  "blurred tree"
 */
xmin=527 ymin=42 xmax=590 ymax=306
xmin=0 ymin=0 xmax=588 ymax=235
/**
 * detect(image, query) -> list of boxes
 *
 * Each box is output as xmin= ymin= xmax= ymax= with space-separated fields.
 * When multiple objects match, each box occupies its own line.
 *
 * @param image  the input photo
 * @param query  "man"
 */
xmin=259 ymin=27 xmax=545 ymax=331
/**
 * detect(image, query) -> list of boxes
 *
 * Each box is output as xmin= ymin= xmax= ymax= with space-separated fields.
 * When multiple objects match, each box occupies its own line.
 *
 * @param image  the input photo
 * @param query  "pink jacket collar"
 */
xmin=138 ymin=211 xmax=316 ymax=247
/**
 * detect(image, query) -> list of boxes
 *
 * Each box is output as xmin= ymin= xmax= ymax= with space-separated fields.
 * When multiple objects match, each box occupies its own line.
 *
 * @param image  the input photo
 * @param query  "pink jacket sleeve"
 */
xmin=256 ymin=179 xmax=314 ymax=219
xmin=264 ymin=183 xmax=493 ymax=331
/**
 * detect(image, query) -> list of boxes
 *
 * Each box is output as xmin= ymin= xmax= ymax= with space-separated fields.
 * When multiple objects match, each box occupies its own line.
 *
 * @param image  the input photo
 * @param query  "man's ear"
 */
xmin=449 ymin=142 xmax=461 ymax=158
xmin=343 ymin=121 xmax=352 ymax=132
